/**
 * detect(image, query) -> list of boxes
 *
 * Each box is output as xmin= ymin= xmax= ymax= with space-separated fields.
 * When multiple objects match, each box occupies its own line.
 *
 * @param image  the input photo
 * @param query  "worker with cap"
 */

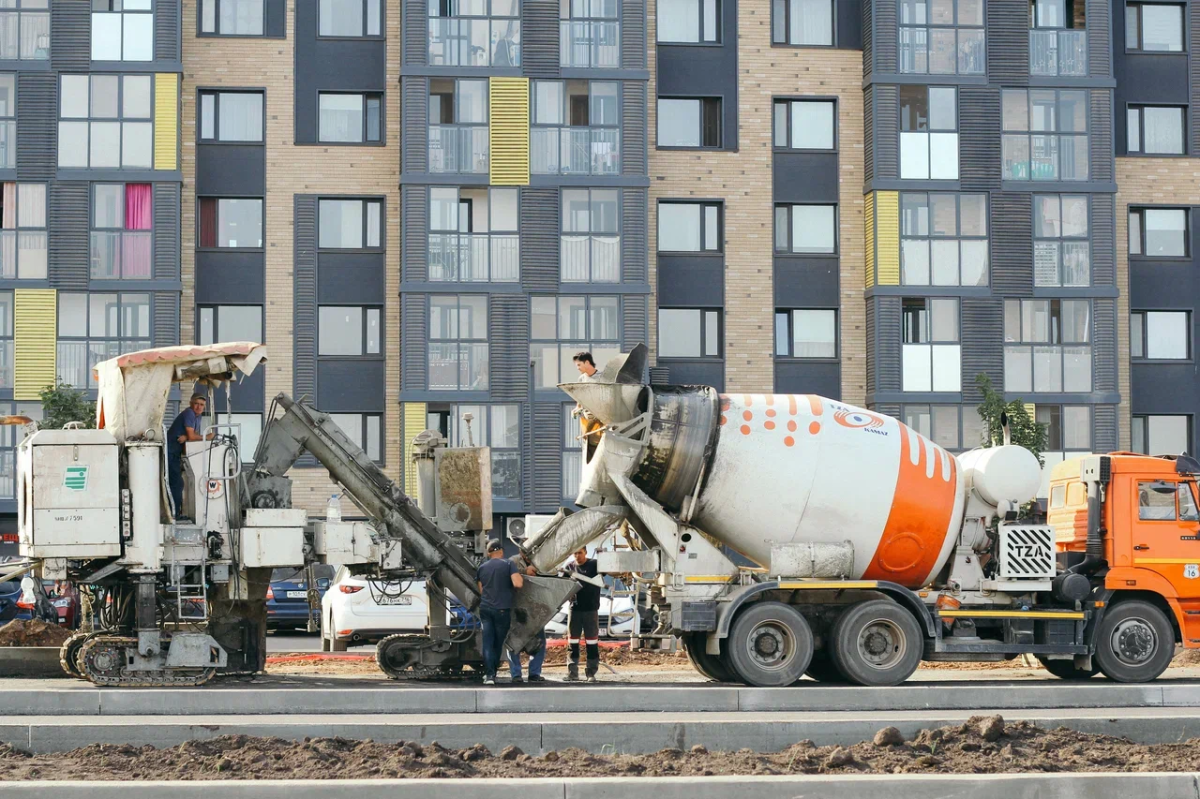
xmin=476 ymin=538 xmax=524 ymax=686
xmin=166 ymin=392 xmax=212 ymax=521
xmin=564 ymin=547 xmax=603 ymax=682
xmin=506 ymin=560 xmax=547 ymax=683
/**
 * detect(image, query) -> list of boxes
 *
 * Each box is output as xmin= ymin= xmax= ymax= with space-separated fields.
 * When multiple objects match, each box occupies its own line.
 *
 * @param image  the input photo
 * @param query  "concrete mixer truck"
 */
xmin=524 ymin=345 xmax=1200 ymax=687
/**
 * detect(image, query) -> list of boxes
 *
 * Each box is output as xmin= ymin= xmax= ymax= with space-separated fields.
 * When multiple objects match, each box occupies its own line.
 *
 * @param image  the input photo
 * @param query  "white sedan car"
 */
xmin=321 ymin=567 xmax=430 ymax=651
xmin=546 ymin=576 xmax=641 ymax=638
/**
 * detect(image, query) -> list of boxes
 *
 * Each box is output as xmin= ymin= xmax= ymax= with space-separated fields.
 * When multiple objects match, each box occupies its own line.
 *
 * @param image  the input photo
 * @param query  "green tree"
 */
xmin=974 ymin=373 xmax=1047 ymax=465
xmin=37 ymin=383 xmax=96 ymax=430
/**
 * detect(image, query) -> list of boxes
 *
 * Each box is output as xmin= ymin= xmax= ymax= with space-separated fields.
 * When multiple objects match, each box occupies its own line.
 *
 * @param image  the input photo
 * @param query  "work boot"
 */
xmin=565 ymin=664 xmax=580 ymax=681
xmin=528 ymin=674 xmax=546 ymax=683
xmin=511 ymin=675 xmax=523 ymax=684
xmin=586 ymin=675 xmax=597 ymax=683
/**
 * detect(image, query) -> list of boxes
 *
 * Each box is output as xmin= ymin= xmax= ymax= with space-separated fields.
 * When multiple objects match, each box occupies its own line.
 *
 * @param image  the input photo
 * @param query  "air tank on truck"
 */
xmin=526 ymin=345 xmax=1199 ymax=687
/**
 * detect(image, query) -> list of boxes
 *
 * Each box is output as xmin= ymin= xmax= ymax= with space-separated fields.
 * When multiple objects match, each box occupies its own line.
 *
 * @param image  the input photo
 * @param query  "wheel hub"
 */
xmin=1112 ymin=618 xmax=1156 ymax=664
xmin=746 ymin=622 xmax=792 ymax=669
xmin=857 ymin=619 xmax=905 ymax=669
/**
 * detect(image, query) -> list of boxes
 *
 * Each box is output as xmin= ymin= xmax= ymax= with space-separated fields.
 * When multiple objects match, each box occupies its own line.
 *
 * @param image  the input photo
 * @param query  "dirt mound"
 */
xmin=0 ymin=619 xmax=70 ymax=648
xmin=541 ymin=643 xmax=686 ymax=667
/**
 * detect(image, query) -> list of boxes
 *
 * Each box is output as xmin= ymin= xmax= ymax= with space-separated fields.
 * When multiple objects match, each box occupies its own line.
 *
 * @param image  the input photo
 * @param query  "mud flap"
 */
xmin=505 ymin=575 xmax=579 ymax=654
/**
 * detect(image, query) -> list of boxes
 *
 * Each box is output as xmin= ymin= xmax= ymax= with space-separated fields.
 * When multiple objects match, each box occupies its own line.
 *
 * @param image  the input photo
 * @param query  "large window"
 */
xmin=319 ymin=199 xmax=381 ymax=249
xmin=1129 ymin=207 xmax=1188 ymax=257
xmin=329 ymin=413 xmax=383 ymax=462
xmin=318 ymin=307 xmax=381 ymax=356
xmin=430 ymin=187 xmax=518 ymax=282
xmin=428 ymin=79 xmax=489 ymax=175
xmin=775 ymin=204 xmax=836 ymax=253
xmin=561 ymin=0 xmax=618 ymax=67
xmin=1038 ymin=405 xmax=1091 ymax=452
xmin=1133 ymin=415 xmax=1191 ymax=455
xmin=200 ymin=0 xmax=265 ymax=35
xmin=658 ymin=308 xmax=721 ymax=358
xmin=448 ymin=404 xmax=520 ymax=499
xmin=903 ymin=404 xmax=964 ymax=450
xmin=198 ymin=305 xmax=263 ymax=345
xmin=429 ymin=0 xmax=520 ymax=66
xmin=900 ymin=86 xmax=958 ymax=179
xmin=199 ymin=198 xmax=263 ymax=249
xmin=91 ymin=183 xmax=151 ymax=280
xmin=199 ymin=91 xmax=264 ymax=142
xmin=0 ymin=183 xmax=46 ymax=280
xmin=56 ymin=292 xmax=150 ymax=389
xmin=1002 ymin=89 xmax=1089 ymax=181
xmin=0 ymin=0 xmax=48 ymax=60
xmin=658 ymin=202 xmax=721 ymax=252
xmin=899 ymin=0 xmax=984 ymax=74
xmin=658 ymin=0 xmax=719 ymax=43
xmin=1126 ymin=2 xmax=1184 ymax=51
xmin=58 ymin=75 xmax=153 ymax=169
xmin=1132 ymin=311 xmax=1190 ymax=360
xmin=562 ymin=403 xmax=582 ymax=499
xmin=319 ymin=93 xmax=382 ymax=144
xmin=1033 ymin=194 xmax=1089 ymax=287
xmin=92 ymin=0 xmax=152 ymax=61
xmin=773 ymin=99 xmax=835 ymax=150
xmin=775 ymin=309 xmax=837 ymax=358
xmin=0 ymin=75 xmax=15 ymax=169
xmin=771 ymin=0 xmax=833 ymax=45
xmin=531 ymin=295 xmax=619 ymax=387
xmin=1004 ymin=299 xmax=1092 ymax=392
xmin=561 ymin=188 xmax=619 ymax=282
xmin=1127 ymin=106 xmax=1185 ymax=155
xmin=319 ymin=0 xmax=382 ymax=36
xmin=900 ymin=193 xmax=988 ymax=286
xmin=657 ymin=97 xmax=721 ymax=148
xmin=902 ymin=297 xmax=960 ymax=392
xmin=1029 ymin=0 xmax=1087 ymax=76
xmin=531 ymin=80 xmax=620 ymax=175
xmin=429 ymin=295 xmax=488 ymax=391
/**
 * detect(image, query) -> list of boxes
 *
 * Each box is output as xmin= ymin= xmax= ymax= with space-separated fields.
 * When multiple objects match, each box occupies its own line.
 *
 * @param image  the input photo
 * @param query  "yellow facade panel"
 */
xmin=402 ymin=402 xmax=427 ymax=496
xmin=864 ymin=192 xmax=875 ymax=288
xmin=488 ymin=77 xmax=529 ymax=186
xmin=14 ymin=289 xmax=56 ymax=401
xmin=875 ymin=190 xmax=899 ymax=286
xmin=154 ymin=73 xmax=178 ymax=171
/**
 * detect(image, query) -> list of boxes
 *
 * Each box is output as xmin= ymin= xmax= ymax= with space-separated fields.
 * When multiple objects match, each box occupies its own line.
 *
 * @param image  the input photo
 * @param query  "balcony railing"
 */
xmin=0 ymin=121 xmax=14 ymax=169
xmin=427 ymin=342 xmax=489 ymax=391
xmin=58 ymin=339 xmax=150 ymax=389
xmin=428 ymin=18 xmax=521 ymax=67
xmin=1030 ymin=29 xmax=1086 ymax=77
xmin=428 ymin=232 xmax=519 ymax=282
xmin=560 ymin=235 xmax=620 ymax=282
xmin=560 ymin=20 xmax=619 ymax=67
xmin=531 ymin=127 xmax=620 ymax=175
xmin=428 ymin=125 xmax=489 ymax=174
xmin=91 ymin=231 xmax=152 ymax=279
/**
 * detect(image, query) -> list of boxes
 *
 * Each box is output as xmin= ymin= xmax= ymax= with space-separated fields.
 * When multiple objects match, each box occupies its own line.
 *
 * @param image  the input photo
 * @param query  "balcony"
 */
xmin=1030 ymin=30 xmax=1087 ymax=77
xmin=90 ymin=231 xmax=152 ymax=279
xmin=0 ymin=121 xmax=14 ymax=169
xmin=560 ymin=235 xmax=620 ymax=282
xmin=428 ymin=232 xmax=519 ymax=282
xmin=428 ymin=125 xmax=489 ymax=174
xmin=428 ymin=18 xmax=521 ymax=67
xmin=530 ymin=127 xmax=620 ymax=175
xmin=560 ymin=21 xmax=619 ymax=68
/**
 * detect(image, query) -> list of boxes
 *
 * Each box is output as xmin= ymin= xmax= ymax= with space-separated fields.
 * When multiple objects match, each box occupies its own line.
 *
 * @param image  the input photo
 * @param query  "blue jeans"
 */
xmin=167 ymin=450 xmax=184 ymax=518
xmin=507 ymin=629 xmax=546 ymax=678
xmin=479 ymin=606 xmax=511 ymax=679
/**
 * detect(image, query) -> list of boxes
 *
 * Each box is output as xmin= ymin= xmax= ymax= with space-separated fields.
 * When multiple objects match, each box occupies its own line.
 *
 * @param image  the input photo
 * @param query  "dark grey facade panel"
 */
xmin=521 ymin=0 xmax=560 ymax=78
xmin=1131 ymin=362 xmax=1199 ymax=417
xmin=621 ymin=82 xmax=647 ymax=176
xmin=863 ymin=86 xmax=873 ymax=184
xmin=293 ymin=195 xmax=318 ymax=400
xmin=404 ymin=0 xmax=427 ymax=65
xmin=658 ymin=359 xmax=724 ymax=391
xmin=155 ymin=0 xmax=180 ymax=62
xmin=51 ymin=0 xmax=89 ymax=72
xmin=958 ymin=87 xmax=1000 ymax=192
xmin=195 ymin=252 xmax=265 ymax=303
xmin=658 ymin=256 xmax=723 ymax=307
xmin=293 ymin=3 xmax=386 ymax=144
xmin=17 ymin=74 xmax=55 ymax=182
xmin=153 ymin=183 xmax=180 ymax=281
xmin=1085 ymin=0 xmax=1109 ymax=78
xmin=990 ymin=193 xmax=1033 ymax=296
xmin=152 ymin=292 xmax=179 ymax=349
xmin=865 ymin=299 xmax=875 ymax=395
xmin=873 ymin=85 xmax=897 ymax=181
xmin=401 ymin=293 xmax=428 ymax=391
xmin=961 ymin=296 xmax=1004 ymax=402
xmin=1092 ymin=297 xmax=1116 ymax=393
xmin=873 ymin=403 xmax=900 ymax=419
xmin=316 ymin=360 xmax=386 ymax=411
xmin=874 ymin=296 xmax=901 ymax=393
xmin=622 ymin=293 xmax=647 ymax=351
xmin=47 ymin=182 xmax=88 ymax=291
xmin=872 ymin=0 xmax=896 ymax=73
xmin=621 ymin=0 xmax=645 ymax=69
xmin=1090 ymin=193 xmax=1114 ymax=287
xmin=862 ymin=0 xmax=872 ymax=75
xmin=196 ymin=144 xmax=265 ymax=197
xmin=775 ymin=360 xmax=840 ymax=399
xmin=775 ymin=257 xmax=839 ymax=308
xmin=520 ymin=187 xmax=559 ymax=292
xmin=656 ymin=38 xmax=738 ymax=151
xmin=402 ymin=76 xmax=429 ymax=173
xmin=987 ymin=0 xmax=1029 ymax=86
xmin=621 ymin=188 xmax=646 ymax=283
xmin=774 ymin=153 xmax=838 ymax=203
xmin=1093 ymin=404 xmax=1117 ymax=453
xmin=402 ymin=184 xmax=427 ymax=282
xmin=317 ymin=261 xmax=387 ymax=304
xmin=838 ymin=0 xmax=863 ymax=50
xmin=1193 ymin=3 xmax=1200 ymax=153
xmin=488 ymin=293 xmax=530 ymax=402
xmin=1088 ymin=90 xmax=1113 ymax=182
xmin=532 ymin=401 xmax=561 ymax=510
xmin=265 ymin=0 xmax=287 ymax=38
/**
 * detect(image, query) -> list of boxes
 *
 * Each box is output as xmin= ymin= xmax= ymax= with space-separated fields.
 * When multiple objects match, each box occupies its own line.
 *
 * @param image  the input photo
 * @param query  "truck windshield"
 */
xmin=1137 ymin=481 xmax=1199 ymax=521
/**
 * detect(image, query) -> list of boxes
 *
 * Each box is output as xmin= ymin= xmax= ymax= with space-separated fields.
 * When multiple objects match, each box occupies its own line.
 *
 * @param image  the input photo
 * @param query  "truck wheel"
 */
xmin=804 ymin=649 xmax=846 ymax=683
xmin=1094 ymin=600 xmax=1174 ymax=683
xmin=725 ymin=601 xmax=812 ymax=687
xmin=1036 ymin=656 xmax=1099 ymax=680
xmin=830 ymin=599 xmax=922 ymax=686
xmin=683 ymin=632 xmax=735 ymax=682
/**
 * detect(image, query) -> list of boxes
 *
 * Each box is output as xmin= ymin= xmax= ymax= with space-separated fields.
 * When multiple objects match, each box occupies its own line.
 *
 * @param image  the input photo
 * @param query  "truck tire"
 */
xmin=830 ymin=599 xmax=922 ymax=686
xmin=1036 ymin=656 xmax=1099 ymax=680
xmin=1094 ymin=600 xmax=1175 ymax=683
xmin=804 ymin=649 xmax=846 ymax=683
xmin=683 ymin=632 xmax=735 ymax=682
xmin=725 ymin=601 xmax=813 ymax=687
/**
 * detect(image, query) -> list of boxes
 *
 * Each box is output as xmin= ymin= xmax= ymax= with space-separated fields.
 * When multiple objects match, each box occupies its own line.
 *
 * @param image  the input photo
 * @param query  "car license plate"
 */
xmin=286 ymin=591 xmax=307 ymax=599
xmin=379 ymin=596 xmax=412 ymax=605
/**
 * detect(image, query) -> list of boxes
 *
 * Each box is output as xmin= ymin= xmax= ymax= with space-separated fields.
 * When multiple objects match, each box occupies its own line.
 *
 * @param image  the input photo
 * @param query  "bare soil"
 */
xmin=1 ymin=716 xmax=1197 ymax=781
xmin=0 ymin=619 xmax=71 ymax=648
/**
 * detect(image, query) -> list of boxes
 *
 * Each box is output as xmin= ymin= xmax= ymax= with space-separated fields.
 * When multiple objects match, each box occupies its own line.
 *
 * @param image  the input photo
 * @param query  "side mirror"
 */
xmin=1150 ymin=481 xmax=1177 ymax=495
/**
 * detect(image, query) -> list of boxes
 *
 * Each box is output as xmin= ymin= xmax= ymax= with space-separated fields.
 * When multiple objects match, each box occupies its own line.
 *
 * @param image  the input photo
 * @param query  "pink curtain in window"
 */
xmin=1 ymin=182 xmax=13 ymax=230
xmin=121 ymin=184 xmax=152 ymax=278
xmin=125 ymin=184 xmax=151 ymax=230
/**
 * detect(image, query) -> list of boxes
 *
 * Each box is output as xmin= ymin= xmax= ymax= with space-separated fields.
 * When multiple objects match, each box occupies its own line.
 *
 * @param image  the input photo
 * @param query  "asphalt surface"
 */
xmin=265 ymin=632 xmax=323 ymax=653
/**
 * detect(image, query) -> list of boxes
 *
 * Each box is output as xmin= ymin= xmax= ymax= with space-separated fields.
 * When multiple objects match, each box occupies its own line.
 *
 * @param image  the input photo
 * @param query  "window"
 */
xmin=0 ymin=0 xmax=49 ymax=60
xmin=58 ymin=75 xmax=153 ymax=169
xmin=56 ymin=292 xmax=150 ymax=389
xmin=1004 ymin=299 xmax=1092 ymax=392
xmin=773 ymin=99 xmax=835 ymax=149
xmin=775 ymin=204 xmax=837 ymax=253
xmin=198 ymin=305 xmax=263 ymax=345
xmin=91 ymin=183 xmax=151 ymax=279
xmin=329 ymin=413 xmax=383 ymax=462
xmin=200 ymin=0 xmax=265 ymax=35
xmin=198 ymin=198 xmax=263 ymax=249
xmin=199 ymin=91 xmax=264 ymax=142
xmin=92 ymin=0 xmax=152 ymax=61
xmin=1136 ymin=480 xmax=1198 ymax=521
xmin=657 ymin=97 xmax=721 ymax=148
xmin=657 ymin=202 xmax=721 ymax=252
xmin=0 ymin=293 xmax=12 ymax=388
xmin=902 ymin=297 xmax=960 ymax=392
xmin=0 ymin=75 xmax=15 ymax=169
xmin=900 ymin=86 xmax=959 ymax=179
xmin=1133 ymin=415 xmax=1191 ymax=455
xmin=429 ymin=0 xmax=520 ymax=66
xmin=448 ymin=404 xmax=520 ymax=499
xmin=1129 ymin=208 xmax=1188 ymax=257
xmin=531 ymin=295 xmax=619 ymax=387
xmin=562 ymin=0 xmax=618 ymax=67
xmin=318 ymin=93 xmax=382 ymax=144
xmin=530 ymin=80 xmax=620 ymax=175
xmin=1126 ymin=2 xmax=1184 ymax=52
xmin=429 ymin=295 xmax=488 ymax=390
xmin=319 ymin=0 xmax=381 ymax=36
xmin=0 ymin=183 xmax=45 ymax=279
xmin=318 ymin=307 xmax=381 ymax=356
xmin=227 ymin=413 xmax=262 ymax=462
xmin=903 ymin=405 xmax=963 ymax=450
xmin=429 ymin=187 xmax=518 ymax=282
xmin=899 ymin=0 xmax=984 ymax=74
xmin=561 ymin=188 xmax=619 ymax=282
xmin=562 ymin=403 xmax=582 ymax=499
xmin=1029 ymin=0 xmax=1087 ymax=76
xmin=658 ymin=308 xmax=721 ymax=358
xmin=318 ymin=199 xmax=381 ymax=249
xmin=775 ymin=309 xmax=837 ymax=358
xmin=1127 ymin=106 xmax=1185 ymax=155
xmin=1132 ymin=311 xmax=1190 ymax=359
xmin=1033 ymin=194 xmax=1089 ymax=286
xmin=1037 ymin=405 xmax=1091 ymax=450
xmin=771 ymin=0 xmax=833 ymax=45
xmin=428 ymin=79 xmax=489 ymax=175
xmin=658 ymin=0 xmax=719 ymax=42
xmin=900 ymin=193 xmax=988 ymax=286
xmin=1002 ymin=89 xmax=1089 ymax=181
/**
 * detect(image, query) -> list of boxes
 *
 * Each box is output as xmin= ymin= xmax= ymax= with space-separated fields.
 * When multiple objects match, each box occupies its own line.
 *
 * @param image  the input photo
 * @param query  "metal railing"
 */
xmin=428 ymin=232 xmax=519 ymax=282
xmin=531 ymin=127 xmax=620 ymax=175
xmin=560 ymin=235 xmax=620 ymax=282
xmin=428 ymin=18 xmax=521 ymax=67
xmin=560 ymin=20 xmax=619 ymax=67
xmin=1030 ymin=29 xmax=1086 ymax=77
xmin=90 ymin=231 xmax=152 ymax=279
xmin=428 ymin=125 xmax=489 ymax=174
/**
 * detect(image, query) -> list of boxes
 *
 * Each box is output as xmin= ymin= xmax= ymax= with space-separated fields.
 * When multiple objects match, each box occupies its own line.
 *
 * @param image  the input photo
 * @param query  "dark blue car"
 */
xmin=266 ymin=565 xmax=335 ymax=631
xmin=0 ymin=580 xmax=24 ymax=624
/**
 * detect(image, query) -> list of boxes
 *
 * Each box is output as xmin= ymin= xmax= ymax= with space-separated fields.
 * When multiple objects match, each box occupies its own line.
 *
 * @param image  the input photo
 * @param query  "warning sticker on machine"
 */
xmin=63 ymin=466 xmax=88 ymax=491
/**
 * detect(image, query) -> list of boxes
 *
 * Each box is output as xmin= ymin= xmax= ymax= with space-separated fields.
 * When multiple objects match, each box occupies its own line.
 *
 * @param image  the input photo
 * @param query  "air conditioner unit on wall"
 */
xmin=506 ymin=516 xmax=527 ymax=540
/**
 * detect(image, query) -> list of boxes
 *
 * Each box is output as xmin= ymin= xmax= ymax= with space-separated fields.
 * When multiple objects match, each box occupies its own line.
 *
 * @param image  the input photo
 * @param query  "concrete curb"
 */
xmin=0 ymin=773 xmax=1196 ymax=798
xmin=0 ymin=649 xmax=65 ymax=679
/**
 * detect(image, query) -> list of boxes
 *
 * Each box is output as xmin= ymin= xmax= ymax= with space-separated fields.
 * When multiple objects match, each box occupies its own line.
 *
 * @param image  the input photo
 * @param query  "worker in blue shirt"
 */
xmin=166 ymin=393 xmax=212 ymax=521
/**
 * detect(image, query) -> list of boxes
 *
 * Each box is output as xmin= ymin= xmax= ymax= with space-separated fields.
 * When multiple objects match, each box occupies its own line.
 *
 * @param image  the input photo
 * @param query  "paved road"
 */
xmin=265 ymin=632 xmax=323 ymax=653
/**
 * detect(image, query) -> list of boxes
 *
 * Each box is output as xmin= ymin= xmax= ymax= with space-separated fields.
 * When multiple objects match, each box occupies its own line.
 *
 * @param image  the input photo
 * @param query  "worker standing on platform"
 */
xmin=564 ymin=547 xmax=602 ymax=682
xmin=476 ymin=539 xmax=524 ymax=686
xmin=165 ymin=392 xmax=212 ymax=521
